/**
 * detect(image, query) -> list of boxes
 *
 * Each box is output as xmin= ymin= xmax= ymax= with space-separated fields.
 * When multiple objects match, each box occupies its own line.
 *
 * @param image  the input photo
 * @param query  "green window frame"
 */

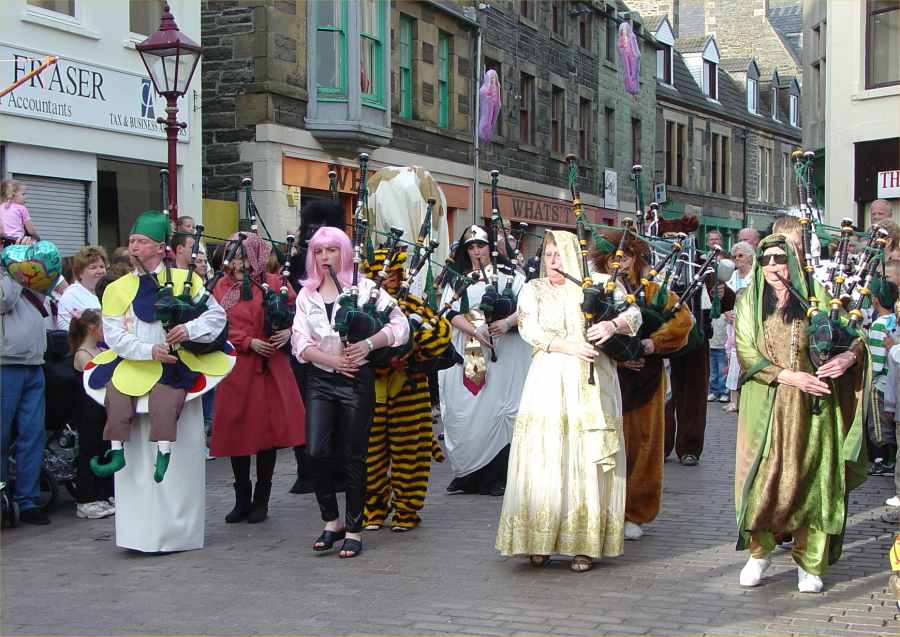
xmin=360 ymin=0 xmax=386 ymax=108
xmin=315 ymin=1 xmax=349 ymax=101
xmin=399 ymin=15 xmax=413 ymax=119
xmin=438 ymin=31 xmax=450 ymax=128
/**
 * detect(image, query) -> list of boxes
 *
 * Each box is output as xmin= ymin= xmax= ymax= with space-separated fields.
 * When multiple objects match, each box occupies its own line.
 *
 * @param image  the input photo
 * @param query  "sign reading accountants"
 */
xmin=0 ymin=44 xmax=190 ymax=141
xmin=481 ymin=189 xmax=616 ymax=229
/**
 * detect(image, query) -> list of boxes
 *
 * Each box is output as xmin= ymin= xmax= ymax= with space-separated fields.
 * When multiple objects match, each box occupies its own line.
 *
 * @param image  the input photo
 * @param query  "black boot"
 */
xmin=225 ymin=481 xmax=252 ymax=523
xmin=289 ymin=446 xmax=314 ymax=494
xmin=247 ymin=480 xmax=272 ymax=524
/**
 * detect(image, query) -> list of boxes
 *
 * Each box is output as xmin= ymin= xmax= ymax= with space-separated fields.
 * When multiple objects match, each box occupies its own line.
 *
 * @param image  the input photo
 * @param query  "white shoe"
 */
xmin=624 ymin=521 xmax=643 ymax=540
xmin=205 ymin=447 xmax=214 ymax=461
xmin=739 ymin=556 xmax=771 ymax=587
xmin=707 ymin=393 xmax=717 ymax=401
xmin=76 ymin=501 xmax=114 ymax=519
xmin=797 ymin=567 xmax=823 ymax=593
xmin=886 ymin=495 xmax=900 ymax=507
xmin=108 ymin=497 xmax=115 ymax=506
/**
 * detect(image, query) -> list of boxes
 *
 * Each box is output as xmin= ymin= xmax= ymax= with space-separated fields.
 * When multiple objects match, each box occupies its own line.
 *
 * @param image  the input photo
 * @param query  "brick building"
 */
xmin=200 ymin=0 xmax=659 ymax=249
xmin=643 ymin=15 xmax=802 ymax=248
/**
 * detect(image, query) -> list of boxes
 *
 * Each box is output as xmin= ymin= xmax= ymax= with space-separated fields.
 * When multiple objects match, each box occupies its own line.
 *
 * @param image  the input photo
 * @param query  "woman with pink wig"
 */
xmin=291 ymin=227 xmax=409 ymax=558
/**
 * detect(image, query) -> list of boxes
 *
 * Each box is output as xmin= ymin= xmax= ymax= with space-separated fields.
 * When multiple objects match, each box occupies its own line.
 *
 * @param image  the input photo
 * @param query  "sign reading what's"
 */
xmin=481 ymin=189 xmax=616 ymax=229
xmin=878 ymin=170 xmax=900 ymax=199
xmin=0 ymin=44 xmax=190 ymax=141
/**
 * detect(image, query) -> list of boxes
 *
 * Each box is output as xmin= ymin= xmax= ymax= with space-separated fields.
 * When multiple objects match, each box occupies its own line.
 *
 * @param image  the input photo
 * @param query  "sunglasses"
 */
xmin=759 ymin=253 xmax=788 ymax=265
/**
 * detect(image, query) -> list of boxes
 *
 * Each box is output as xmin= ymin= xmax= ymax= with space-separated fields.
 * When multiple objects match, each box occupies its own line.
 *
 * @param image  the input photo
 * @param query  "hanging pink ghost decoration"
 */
xmin=617 ymin=21 xmax=641 ymax=97
xmin=478 ymin=69 xmax=502 ymax=144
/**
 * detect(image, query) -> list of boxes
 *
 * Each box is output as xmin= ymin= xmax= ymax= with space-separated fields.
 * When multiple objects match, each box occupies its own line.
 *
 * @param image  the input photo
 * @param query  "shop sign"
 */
xmin=0 ymin=44 xmax=190 ymax=141
xmin=481 ymin=189 xmax=613 ymax=229
xmin=877 ymin=170 xmax=900 ymax=199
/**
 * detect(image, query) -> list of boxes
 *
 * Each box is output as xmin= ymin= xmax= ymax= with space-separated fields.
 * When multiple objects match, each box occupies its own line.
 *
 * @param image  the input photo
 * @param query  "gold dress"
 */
xmin=495 ymin=230 xmax=640 ymax=558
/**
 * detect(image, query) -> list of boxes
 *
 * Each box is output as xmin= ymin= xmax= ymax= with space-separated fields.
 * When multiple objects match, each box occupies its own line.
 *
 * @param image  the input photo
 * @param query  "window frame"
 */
xmin=676 ymin=123 xmax=685 ymax=187
xmin=605 ymin=107 xmax=616 ymax=169
xmin=782 ymin=151 xmax=790 ymax=205
xmin=551 ymin=2 xmax=565 ymax=38
xmin=789 ymin=94 xmax=799 ymax=127
xmin=360 ymin=0 xmax=387 ymax=108
xmin=665 ymin=121 xmax=674 ymax=187
xmin=551 ymin=85 xmax=565 ymax=154
xmin=437 ymin=29 xmax=451 ymax=128
xmin=578 ymin=13 xmax=592 ymax=50
xmin=520 ymin=0 xmax=534 ymax=21
xmin=747 ymin=77 xmax=758 ymax=114
xmin=519 ymin=72 xmax=535 ymax=146
xmin=578 ymin=97 xmax=591 ymax=161
xmin=631 ymin=117 xmax=641 ymax=167
xmin=865 ymin=0 xmax=900 ymax=89
xmin=771 ymin=86 xmax=779 ymax=120
xmin=702 ymin=60 xmax=718 ymax=100
xmin=656 ymin=43 xmax=673 ymax=84
xmin=26 ymin=0 xmax=76 ymax=19
xmin=758 ymin=146 xmax=771 ymax=202
xmin=398 ymin=15 xmax=414 ymax=119
xmin=711 ymin=132 xmax=720 ymax=193
xmin=128 ymin=0 xmax=163 ymax=37
xmin=606 ymin=12 xmax=617 ymax=63
xmin=315 ymin=0 xmax=350 ymax=101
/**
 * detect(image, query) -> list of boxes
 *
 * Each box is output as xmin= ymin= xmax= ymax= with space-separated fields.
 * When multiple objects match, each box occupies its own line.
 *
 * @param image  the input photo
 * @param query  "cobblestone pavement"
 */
xmin=2 ymin=405 xmax=898 ymax=636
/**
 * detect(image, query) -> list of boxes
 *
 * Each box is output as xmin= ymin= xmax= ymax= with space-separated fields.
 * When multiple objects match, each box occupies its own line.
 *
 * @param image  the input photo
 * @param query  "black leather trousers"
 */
xmin=305 ymin=365 xmax=374 ymax=532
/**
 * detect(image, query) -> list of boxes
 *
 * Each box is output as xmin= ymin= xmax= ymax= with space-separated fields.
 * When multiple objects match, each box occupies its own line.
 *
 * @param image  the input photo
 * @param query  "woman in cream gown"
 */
xmin=495 ymin=230 xmax=640 ymax=572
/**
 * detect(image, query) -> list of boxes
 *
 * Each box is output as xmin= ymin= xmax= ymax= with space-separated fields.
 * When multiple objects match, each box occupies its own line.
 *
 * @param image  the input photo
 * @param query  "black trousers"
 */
xmin=75 ymin=417 xmax=113 ymax=504
xmin=305 ymin=365 xmax=374 ymax=533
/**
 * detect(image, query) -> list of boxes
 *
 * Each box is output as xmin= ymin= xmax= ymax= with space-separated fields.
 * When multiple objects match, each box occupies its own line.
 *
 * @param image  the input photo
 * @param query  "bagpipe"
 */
xmin=145 ymin=171 xmax=228 ymax=355
xmin=477 ymin=169 xmax=519 ymax=362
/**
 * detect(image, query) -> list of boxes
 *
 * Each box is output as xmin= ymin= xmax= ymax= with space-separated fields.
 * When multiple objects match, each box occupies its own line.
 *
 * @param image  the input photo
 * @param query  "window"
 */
xmin=520 ymin=0 xmax=534 ymax=21
xmin=398 ymin=16 xmax=414 ymax=119
xmin=129 ymin=0 xmax=163 ymax=36
xmin=703 ymin=60 xmax=717 ymax=99
xmin=519 ymin=72 xmax=535 ymax=145
xmin=579 ymin=14 xmax=592 ymax=50
xmin=315 ymin=0 xmax=348 ymax=99
xmin=360 ymin=0 xmax=386 ymax=106
xmin=866 ymin=0 xmax=899 ymax=88
xmin=656 ymin=43 xmax=673 ymax=84
xmin=484 ymin=57 xmax=503 ymax=135
xmin=789 ymin=94 xmax=799 ymax=126
xmin=578 ymin=98 xmax=591 ymax=160
xmin=676 ymin=123 xmax=685 ymax=186
xmin=747 ymin=77 xmax=758 ymax=114
xmin=665 ymin=121 xmax=674 ymax=186
xmin=664 ymin=121 xmax=685 ymax=187
xmin=437 ymin=30 xmax=450 ymax=128
xmin=758 ymin=146 xmax=771 ymax=201
xmin=605 ymin=107 xmax=615 ymax=168
xmin=771 ymin=86 xmax=779 ymax=120
xmin=631 ymin=118 xmax=641 ymax=166
xmin=782 ymin=152 xmax=790 ymax=205
xmin=551 ymin=86 xmax=564 ymax=153
xmin=710 ymin=133 xmax=729 ymax=195
xmin=551 ymin=2 xmax=563 ymax=37
xmin=27 ymin=0 xmax=74 ymax=16
xmin=606 ymin=13 xmax=617 ymax=62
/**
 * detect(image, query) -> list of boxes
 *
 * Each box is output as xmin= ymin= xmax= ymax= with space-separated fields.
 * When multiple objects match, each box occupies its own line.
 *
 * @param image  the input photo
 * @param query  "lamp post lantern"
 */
xmin=136 ymin=2 xmax=202 ymax=220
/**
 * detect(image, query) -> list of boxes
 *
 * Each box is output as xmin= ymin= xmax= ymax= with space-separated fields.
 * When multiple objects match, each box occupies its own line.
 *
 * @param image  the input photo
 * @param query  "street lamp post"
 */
xmin=136 ymin=2 xmax=202 ymax=220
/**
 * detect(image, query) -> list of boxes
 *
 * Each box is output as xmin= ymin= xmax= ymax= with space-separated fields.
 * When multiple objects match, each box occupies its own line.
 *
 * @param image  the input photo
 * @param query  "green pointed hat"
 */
xmin=130 ymin=210 xmax=170 ymax=243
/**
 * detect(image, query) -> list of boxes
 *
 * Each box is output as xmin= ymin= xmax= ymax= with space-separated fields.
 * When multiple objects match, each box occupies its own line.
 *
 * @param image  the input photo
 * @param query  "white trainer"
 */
xmin=739 ymin=556 xmax=771 ymax=587
xmin=797 ymin=567 xmax=823 ymax=593
xmin=76 ymin=501 xmax=114 ymax=519
xmin=886 ymin=495 xmax=900 ymax=507
xmin=624 ymin=521 xmax=643 ymax=540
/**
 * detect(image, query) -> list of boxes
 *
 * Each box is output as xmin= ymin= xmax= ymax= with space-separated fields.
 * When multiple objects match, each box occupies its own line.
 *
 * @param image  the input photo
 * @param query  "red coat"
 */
xmin=210 ymin=273 xmax=305 ymax=456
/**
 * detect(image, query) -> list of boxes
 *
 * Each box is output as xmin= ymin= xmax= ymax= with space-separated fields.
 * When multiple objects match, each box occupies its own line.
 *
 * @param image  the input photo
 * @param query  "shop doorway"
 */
xmin=97 ymin=159 xmax=165 ymax=252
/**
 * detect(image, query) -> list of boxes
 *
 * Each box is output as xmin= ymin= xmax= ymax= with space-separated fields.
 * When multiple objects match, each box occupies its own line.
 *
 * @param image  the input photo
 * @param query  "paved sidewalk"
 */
xmin=2 ymin=405 xmax=898 ymax=635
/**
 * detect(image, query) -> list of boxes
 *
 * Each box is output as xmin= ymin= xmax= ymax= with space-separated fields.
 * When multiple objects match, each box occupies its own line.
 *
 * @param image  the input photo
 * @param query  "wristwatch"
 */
xmin=365 ymin=337 xmax=375 ymax=351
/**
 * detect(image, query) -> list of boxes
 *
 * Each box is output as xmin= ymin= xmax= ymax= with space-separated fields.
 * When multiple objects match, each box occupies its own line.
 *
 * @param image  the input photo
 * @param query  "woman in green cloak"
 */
xmin=734 ymin=233 xmax=870 ymax=593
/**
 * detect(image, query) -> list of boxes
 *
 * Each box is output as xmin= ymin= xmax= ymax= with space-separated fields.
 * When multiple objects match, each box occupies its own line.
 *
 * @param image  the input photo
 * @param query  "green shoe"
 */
xmin=89 ymin=449 xmax=126 ymax=478
xmin=153 ymin=450 xmax=171 ymax=483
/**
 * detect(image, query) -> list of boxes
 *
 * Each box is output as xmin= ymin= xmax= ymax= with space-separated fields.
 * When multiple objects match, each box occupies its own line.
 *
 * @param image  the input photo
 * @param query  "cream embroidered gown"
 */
xmin=495 ymin=230 xmax=636 ymax=559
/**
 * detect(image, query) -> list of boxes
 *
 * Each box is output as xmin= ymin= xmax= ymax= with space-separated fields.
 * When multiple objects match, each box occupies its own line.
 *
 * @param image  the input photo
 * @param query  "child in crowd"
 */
xmin=868 ymin=280 xmax=898 ymax=479
xmin=0 ymin=180 xmax=40 ymax=245
xmin=708 ymin=313 xmax=729 ymax=403
xmin=69 ymin=309 xmax=115 ymax=519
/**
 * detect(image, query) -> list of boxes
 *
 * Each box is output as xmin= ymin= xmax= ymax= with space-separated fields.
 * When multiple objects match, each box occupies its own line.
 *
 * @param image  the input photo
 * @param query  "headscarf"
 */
xmin=478 ymin=69 xmax=502 ymax=143
xmin=539 ymin=230 xmax=584 ymax=284
xmin=218 ymin=232 xmax=270 ymax=311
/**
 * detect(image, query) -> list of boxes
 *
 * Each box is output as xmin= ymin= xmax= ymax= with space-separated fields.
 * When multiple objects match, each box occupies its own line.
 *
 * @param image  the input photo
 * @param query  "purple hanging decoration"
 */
xmin=478 ymin=69 xmax=502 ymax=144
xmin=617 ymin=21 xmax=641 ymax=97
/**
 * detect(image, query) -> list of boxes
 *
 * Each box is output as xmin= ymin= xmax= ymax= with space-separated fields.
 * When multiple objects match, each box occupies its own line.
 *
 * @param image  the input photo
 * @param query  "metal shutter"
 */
xmin=13 ymin=174 xmax=88 ymax=257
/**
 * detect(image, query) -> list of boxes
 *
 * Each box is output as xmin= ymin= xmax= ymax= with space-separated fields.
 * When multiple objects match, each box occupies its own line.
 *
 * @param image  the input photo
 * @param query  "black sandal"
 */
xmin=338 ymin=537 xmax=363 ymax=559
xmin=313 ymin=529 xmax=345 ymax=552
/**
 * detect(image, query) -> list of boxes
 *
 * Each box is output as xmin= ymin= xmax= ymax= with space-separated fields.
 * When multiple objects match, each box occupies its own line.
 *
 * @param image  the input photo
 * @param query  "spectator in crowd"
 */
xmin=108 ymin=247 xmax=133 ymax=278
xmin=171 ymin=233 xmax=195 ymax=269
xmin=57 ymin=246 xmax=108 ymax=332
xmin=738 ymin=227 xmax=760 ymax=249
xmin=871 ymin=199 xmax=895 ymax=225
xmin=69 ymin=309 xmax=115 ymax=519
xmin=868 ymin=280 xmax=898 ymax=478
xmin=0 ymin=180 xmax=40 ymax=245
xmin=176 ymin=216 xmax=195 ymax=234
xmin=708 ymin=298 xmax=729 ymax=404
xmin=1 ymin=267 xmax=50 ymax=524
xmin=706 ymin=229 xmax=724 ymax=250
xmin=728 ymin=242 xmax=755 ymax=293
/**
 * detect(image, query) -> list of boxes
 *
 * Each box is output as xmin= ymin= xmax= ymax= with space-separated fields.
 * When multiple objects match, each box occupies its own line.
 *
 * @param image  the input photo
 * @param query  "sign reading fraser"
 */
xmin=0 ymin=44 xmax=190 ymax=141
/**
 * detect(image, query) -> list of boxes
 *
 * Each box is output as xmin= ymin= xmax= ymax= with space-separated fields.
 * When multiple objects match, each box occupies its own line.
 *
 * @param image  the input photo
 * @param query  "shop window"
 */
xmin=866 ymin=0 xmax=900 ymax=88
xmin=28 ymin=0 xmax=74 ymax=16
xmin=360 ymin=0 xmax=386 ymax=107
xmin=129 ymin=0 xmax=163 ymax=36
xmin=398 ymin=15 xmax=414 ymax=119
xmin=316 ymin=0 xmax=349 ymax=100
xmin=438 ymin=30 xmax=451 ymax=128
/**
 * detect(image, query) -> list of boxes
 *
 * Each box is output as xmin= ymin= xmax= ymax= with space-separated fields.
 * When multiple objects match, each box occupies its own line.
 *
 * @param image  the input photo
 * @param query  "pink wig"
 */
xmin=300 ymin=226 xmax=354 ymax=292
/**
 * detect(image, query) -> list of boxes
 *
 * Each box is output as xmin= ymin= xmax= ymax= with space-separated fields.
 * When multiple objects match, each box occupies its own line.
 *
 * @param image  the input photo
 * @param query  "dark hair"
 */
xmin=452 ymin=225 xmax=512 ymax=275
xmin=170 ymin=232 xmax=194 ymax=251
xmin=762 ymin=279 xmax=806 ymax=323
xmin=877 ymin=279 xmax=899 ymax=309
xmin=94 ymin=273 xmax=119 ymax=305
xmin=68 ymin=308 xmax=102 ymax=353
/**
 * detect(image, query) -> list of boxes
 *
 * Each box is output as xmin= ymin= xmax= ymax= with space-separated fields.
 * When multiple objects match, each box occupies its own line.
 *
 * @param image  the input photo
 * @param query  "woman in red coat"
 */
xmin=211 ymin=232 xmax=305 ymax=524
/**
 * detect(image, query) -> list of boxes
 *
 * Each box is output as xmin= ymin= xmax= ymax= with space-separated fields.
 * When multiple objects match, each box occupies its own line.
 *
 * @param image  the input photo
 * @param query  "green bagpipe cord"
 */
xmin=241 ymin=271 xmax=253 ymax=301
xmin=710 ymin=287 xmax=722 ymax=319
xmin=425 ymin=261 xmax=437 ymax=311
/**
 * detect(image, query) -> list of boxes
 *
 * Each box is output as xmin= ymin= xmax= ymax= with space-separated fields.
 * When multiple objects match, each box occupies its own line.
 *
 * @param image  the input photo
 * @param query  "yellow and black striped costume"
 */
xmin=363 ymin=250 xmax=452 ymax=530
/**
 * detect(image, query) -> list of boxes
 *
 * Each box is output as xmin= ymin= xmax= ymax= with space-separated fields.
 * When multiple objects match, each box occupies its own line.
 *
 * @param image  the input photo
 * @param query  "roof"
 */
xmin=675 ymin=36 xmax=709 ymax=53
xmin=656 ymin=46 xmax=801 ymax=140
xmin=637 ymin=12 xmax=665 ymax=32
xmin=719 ymin=56 xmax=754 ymax=73
xmin=767 ymin=4 xmax=802 ymax=36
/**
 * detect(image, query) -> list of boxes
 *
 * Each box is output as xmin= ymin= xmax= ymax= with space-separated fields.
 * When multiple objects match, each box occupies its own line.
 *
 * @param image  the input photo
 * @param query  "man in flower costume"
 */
xmin=362 ymin=248 xmax=452 ymax=531
xmin=84 ymin=211 xmax=232 ymax=551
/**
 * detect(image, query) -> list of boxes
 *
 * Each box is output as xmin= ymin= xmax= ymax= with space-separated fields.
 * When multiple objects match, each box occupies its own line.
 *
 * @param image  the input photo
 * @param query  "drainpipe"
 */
xmin=473 ymin=24 xmax=482 ymax=225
